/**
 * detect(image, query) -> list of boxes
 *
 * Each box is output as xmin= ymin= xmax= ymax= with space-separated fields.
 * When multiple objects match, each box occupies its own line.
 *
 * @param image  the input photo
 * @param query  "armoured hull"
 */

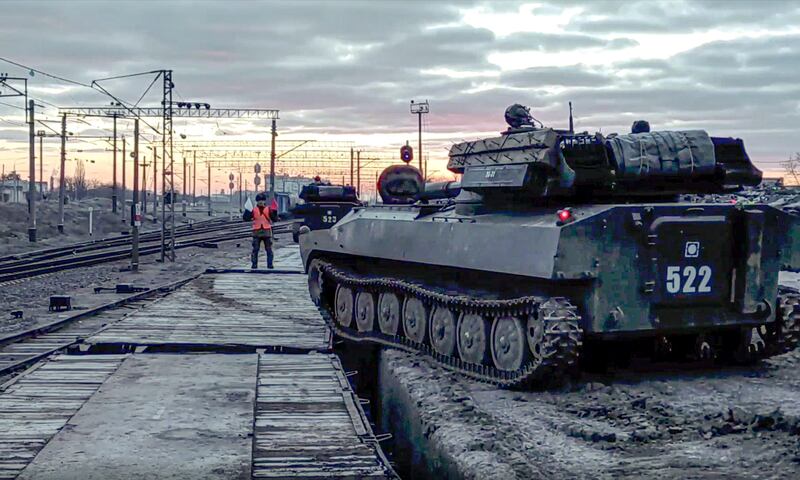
xmin=300 ymin=202 xmax=800 ymax=386
xmin=299 ymin=109 xmax=799 ymax=387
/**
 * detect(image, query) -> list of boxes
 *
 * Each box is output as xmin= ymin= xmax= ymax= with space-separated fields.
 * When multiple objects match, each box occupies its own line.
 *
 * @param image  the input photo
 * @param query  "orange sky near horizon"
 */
xmin=0 ymin=126 xmax=792 ymax=194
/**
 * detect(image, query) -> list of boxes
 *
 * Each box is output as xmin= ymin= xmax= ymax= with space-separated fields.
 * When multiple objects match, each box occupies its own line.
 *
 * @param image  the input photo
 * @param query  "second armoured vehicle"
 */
xmin=299 ymin=105 xmax=800 ymax=387
xmin=291 ymin=180 xmax=360 ymax=242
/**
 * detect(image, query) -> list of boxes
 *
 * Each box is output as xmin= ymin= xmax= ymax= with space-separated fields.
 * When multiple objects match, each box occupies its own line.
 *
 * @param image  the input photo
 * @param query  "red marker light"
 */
xmin=557 ymin=209 xmax=572 ymax=223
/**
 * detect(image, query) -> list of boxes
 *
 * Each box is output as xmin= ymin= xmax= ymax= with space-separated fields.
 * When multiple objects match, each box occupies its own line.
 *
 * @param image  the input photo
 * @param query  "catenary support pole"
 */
xmin=112 ymin=115 xmax=117 ymax=213
xmin=207 ymin=161 xmax=212 ymax=216
xmin=121 ymin=136 xmax=126 ymax=223
xmin=269 ymin=119 xmax=276 ymax=201
xmin=58 ymin=113 xmax=66 ymax=233
xmin=141 ymin=155 xmax=147 ymax=215
xmin=38 ymin=134 xmax=43 ymax=196
xmin=160 ymin=142 xmax=165 ymax=261
xmin=350 ymin=147 xmax=354 ymax=186
xmin=182 ymin=151 xmax=187 ymax=216
xmin=27 ymin=100 xmax=36 ymax=242
xmin=192 ymin=151 xmax=196 ymax=206
xmin=356 ymin=150 xmax=361 ymax=197
xmin=152 ymin=146 xmax=158 ymax=221
xmin=131 ymin=119 xmax=140 ymax=272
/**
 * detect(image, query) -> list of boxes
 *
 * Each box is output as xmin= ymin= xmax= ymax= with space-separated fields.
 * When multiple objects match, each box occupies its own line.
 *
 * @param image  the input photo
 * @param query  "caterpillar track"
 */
xmin=309 ymin=259 xmax=583 ymax=388
xmin=308 ymin=260 xmax=800 ymax=388
xmin=772 ymin=286 xmax=800 ymax=354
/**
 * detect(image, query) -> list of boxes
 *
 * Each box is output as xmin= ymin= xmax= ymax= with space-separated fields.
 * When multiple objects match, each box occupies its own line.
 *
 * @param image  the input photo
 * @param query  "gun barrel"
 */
xmin=419 ymin=181 xmax=461 ymax=201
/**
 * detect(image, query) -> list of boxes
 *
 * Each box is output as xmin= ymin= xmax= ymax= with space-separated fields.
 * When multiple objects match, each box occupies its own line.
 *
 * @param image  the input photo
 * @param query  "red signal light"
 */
xmin=400 ymin=145 xmax=413 ymax=163
xmin=557 ymin=208 xmax=573 ymax=224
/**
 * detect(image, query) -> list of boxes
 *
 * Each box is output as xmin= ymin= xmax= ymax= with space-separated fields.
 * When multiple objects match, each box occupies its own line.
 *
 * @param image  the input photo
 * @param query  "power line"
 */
xmin=28 ymin=95 xmax=61 ymax=109
xmin=0 ymin=56 xmax=90 ymax=87
xmin=0 ymin=117 xmax=26 ymax=127
xmin=0 ymin=100 xmax=26 ymax=111
xmin=93 ymin=70 xmax=163 ymax=83
xmin=0 ymin=57 xmax=164 ymax=134
xmin=90 ymin=80 xmax=163 ymax=135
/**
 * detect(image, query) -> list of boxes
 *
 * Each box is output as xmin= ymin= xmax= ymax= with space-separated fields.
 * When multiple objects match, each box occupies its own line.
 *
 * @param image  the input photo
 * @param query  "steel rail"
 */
xmin=0 ymin=220 xmax=254 ymax=269
xmin=0 ymin=275 xmax=200 ymax=378
xmin=0 ymin=217 xmax=237 ymax=264
xmin=0 ymin=223 xmax=292 ymax=284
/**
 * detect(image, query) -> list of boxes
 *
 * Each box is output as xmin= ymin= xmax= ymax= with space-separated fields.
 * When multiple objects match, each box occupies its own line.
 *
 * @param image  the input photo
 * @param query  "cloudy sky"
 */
xmin=0 ymin=0 xmax=798 ymax=189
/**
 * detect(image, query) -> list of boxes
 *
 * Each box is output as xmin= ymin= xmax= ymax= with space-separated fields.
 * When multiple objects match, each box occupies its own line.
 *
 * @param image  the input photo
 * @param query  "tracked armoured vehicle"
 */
xmin=299 ymin=105 xmax=800 ymax=387
xmin=291 ymin=182 xmax=361 ymax=242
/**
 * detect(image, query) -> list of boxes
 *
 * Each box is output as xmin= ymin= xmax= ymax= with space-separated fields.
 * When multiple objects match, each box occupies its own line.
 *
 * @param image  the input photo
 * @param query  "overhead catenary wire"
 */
xmin=90 ymin=80 xmax=163 ymax=135
xmin=0 ymin=56 xmax=91 ymax=88
xmin=0 ymin=56 xmax=164 ymax=135
xmin=92 ymin=70 xmax=164 ymax=83
xmin=0 ymin=100 xmax=26 ymax=111
xmin=0 ymin=118 xmax=26 ymax=127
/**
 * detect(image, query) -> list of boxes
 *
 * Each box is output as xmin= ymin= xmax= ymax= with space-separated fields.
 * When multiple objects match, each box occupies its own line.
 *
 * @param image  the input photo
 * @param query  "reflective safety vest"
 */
xmin=252 ymin=206 xmax=272 ymax=231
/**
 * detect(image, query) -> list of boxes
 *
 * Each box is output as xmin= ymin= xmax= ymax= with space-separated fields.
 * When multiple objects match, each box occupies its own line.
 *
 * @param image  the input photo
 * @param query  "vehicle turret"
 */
xmin=448 ymin=105 xmax=762 ymax=201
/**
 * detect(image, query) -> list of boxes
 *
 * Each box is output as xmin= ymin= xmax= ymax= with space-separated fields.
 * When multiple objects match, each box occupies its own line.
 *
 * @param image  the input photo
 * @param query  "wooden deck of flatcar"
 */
xmin=0 ymin=246 xmax=397 ymax=479
xmin=254 ymin=354 xmax=394 ymax=479
xmin=0 ymin=355 xmax=128 ymax=480
xmin=87 ymin=271 xmax=331 ymax=353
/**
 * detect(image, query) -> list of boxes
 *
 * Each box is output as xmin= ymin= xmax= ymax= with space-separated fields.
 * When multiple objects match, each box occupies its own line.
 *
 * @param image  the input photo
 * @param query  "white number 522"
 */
xmin=666 ymin=265 xmax=712 ymax=294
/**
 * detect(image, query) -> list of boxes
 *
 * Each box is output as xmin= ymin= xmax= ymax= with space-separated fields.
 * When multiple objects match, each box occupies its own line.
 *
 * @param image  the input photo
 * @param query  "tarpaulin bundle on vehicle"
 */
xmin=606 ymin=130 xmax=716 ymax=179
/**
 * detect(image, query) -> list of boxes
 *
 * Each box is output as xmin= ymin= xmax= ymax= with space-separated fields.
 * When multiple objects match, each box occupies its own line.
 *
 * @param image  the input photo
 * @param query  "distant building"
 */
xmin=0 ymin=178 xmax=50 ymax=204
xmin=273 ymin=175 xmax=316 ymax=195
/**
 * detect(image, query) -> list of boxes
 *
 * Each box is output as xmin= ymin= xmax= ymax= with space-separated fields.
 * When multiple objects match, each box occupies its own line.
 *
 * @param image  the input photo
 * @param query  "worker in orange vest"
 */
xmin=243 ymin=193 xmax=277 ymax=269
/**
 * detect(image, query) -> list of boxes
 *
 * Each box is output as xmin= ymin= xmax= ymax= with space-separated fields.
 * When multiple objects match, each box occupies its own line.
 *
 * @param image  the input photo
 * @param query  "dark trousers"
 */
xmin=251 ymin=230 xmax=273 ymax=268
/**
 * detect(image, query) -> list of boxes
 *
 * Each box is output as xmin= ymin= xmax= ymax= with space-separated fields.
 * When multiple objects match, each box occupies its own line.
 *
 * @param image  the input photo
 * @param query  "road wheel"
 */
xmin=403 ymin=297 xmax=428 ymax=344
xmin=526 ymin=311 xmax=545 ymax=362
xmin=307 ymin=259 xmax=325 ymax=306
xmin=335 ymin=285 xmax=354 ymax=328
xmin=430 ymin=306 xmax=457 ymax=356
xmin=378 ymin=293 xmax=401 ymax=335
xmin=355 ymin=291 xmax=376 ymax=332
xmin=457 ymin=312 xmax=489 ymax=365
xmin=491 ymin=316 xmax=529 ymax=371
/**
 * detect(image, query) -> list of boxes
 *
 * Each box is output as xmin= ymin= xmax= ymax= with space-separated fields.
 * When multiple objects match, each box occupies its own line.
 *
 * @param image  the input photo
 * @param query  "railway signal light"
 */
xmin=400 ymin=144 xmax=413 ymax=163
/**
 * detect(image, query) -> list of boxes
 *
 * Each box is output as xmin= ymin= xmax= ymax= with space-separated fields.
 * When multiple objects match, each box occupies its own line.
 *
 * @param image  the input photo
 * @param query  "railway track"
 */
xmin=0 ymin=275 xmax=198 ymax=378
xmin=0 ymin=216 xmax=231 ymax=264
xmin=0 ymin=220 xmax=295 ymax=284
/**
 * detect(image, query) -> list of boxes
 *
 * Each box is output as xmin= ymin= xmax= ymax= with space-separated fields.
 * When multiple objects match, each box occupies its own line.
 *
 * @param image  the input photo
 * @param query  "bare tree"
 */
xmin=72 ymin=162 xmax=87 ymax=200
xmin=781 ymin=153 xmax=800 ymax=186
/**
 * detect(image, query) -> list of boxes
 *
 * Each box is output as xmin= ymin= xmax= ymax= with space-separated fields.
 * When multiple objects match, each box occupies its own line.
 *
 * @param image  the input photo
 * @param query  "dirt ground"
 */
xmin=381 ymin=273 xmax=800 ymax=480
xmin=0 ymin=232 xmax=294 ymax=337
